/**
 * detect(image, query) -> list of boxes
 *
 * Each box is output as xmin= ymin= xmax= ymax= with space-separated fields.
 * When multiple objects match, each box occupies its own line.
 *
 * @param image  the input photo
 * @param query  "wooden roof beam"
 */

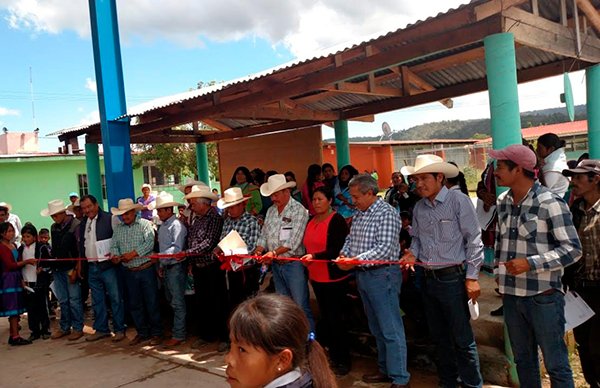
xmin=216 ymin=106 xmax=341 ymax=121
xmin=475 ymin=0 xmax=529 ymax=21
xmin=200 ymin=120 xmax=322 ymax=143
xmin=321 ymin=82 xmax=403 ymax=97
xmin=201 ymin=118 xmax=233 ymax=132
xmin=403 ymin=67 xmax=453 ymax=108
xmin=576 ymin=0 xmax=600 ymax=34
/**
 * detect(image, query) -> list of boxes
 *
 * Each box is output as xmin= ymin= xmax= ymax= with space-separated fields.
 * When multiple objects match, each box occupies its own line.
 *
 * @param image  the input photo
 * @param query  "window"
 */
xmin=77 ymin=174 xmax=107 ymax=200
xmin=142 ymin=164 xmax=180 ymax=187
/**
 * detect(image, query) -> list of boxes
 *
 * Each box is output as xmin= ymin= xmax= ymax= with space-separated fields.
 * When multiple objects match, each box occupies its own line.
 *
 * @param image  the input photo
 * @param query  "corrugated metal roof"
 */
xmin=475 ymin=120 xmax=588 ymax=144
xmin=323 ymin=139 xmax=478 ymax=146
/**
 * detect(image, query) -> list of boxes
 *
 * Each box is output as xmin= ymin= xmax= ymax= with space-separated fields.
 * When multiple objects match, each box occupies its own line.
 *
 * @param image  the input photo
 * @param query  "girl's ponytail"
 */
xmin=306 ymin=335 xmax=338 ymax=388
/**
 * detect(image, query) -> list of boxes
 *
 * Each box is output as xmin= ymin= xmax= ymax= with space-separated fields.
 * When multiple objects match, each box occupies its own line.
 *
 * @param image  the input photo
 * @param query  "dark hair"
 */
xmin=306 ymin=164 xmax=322 ymax=201
xmin=284 ymin=171 xmax=296 ymax=181
xmin=252 ymin=168 xmax=265 ymax=186
xmin=400 ymin=210 xmax=412 ymax=222
xmin=266 ymin=170 xmax=278 ymax=178
xmin=338 ymin=165 xmax=359 ymax=189
xmin=229 ymin=294 xmax=337 ymax=388
xmin=500 ymin=159 xmax=542 ymax=182
xmin=578 ymin=153 xmax=590 ymax=164
xmin=230 ymin=167 xmax=253 ymax=187
xmin=313 ymin=185 xmax=334 ymax=202
xmin=21 ymin=224 xmax=38 ymax=238
xmin=400 ymin=228 xmax=412 ymax=247
xmin=39 ymin=228 xmax=50 ymax=235
xmin=0 ymin=222 xmax=15 ymax=237
xmin=538 ymin=133 xmax=566 ymax=151
xmin=80 ymin=194 xmax=98 ymax=205
xmin=447 ymin=172 xmax=469 ymax=195
xmin=0 ymin=206 xmax=8 ymax=214
xmin=322 ymin=163 xmax=335 ymax=173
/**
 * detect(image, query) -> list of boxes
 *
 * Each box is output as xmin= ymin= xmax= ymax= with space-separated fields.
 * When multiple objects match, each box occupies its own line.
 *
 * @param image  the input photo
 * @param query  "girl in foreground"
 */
xmin=226 ymin=294 xmax=338 ymax=388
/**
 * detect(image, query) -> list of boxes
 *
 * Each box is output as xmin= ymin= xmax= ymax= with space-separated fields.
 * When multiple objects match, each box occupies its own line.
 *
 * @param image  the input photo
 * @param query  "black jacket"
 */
xmin=311 ymin=212 xmax=349 ymax=281
xmin=78 ymin=210 xmax=113 ymax=258
xmin=564 ymin=198 xmax=586 ymax=289
xmin=17 ymin=242 xmax=52 ymax=285
xmin=49 ymin=216 xmax=80 ymax=271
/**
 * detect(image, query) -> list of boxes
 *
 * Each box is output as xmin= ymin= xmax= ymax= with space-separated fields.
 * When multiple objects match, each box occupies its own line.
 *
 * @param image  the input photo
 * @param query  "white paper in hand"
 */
xmin=564 ymin=291 xmax=595 ymax=332
xmin=468 ymin=299 xmax=479 ymax=320
xmin=218 ymin=230 xmax=250 ymax=271
xmin=95 ymin=238 xmax=112 ymax=262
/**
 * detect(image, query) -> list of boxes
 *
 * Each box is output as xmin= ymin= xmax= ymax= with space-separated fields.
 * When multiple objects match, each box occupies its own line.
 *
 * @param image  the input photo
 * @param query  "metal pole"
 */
xmin=587 ymin=64 xmax=600 ymax=159
xmin=196 ymin=143 xmax=210 ymax=185
xmin=85 ymin=143 xmax=104 ymax=210
xmin=334 ymin=120 xmax=351 ymax=169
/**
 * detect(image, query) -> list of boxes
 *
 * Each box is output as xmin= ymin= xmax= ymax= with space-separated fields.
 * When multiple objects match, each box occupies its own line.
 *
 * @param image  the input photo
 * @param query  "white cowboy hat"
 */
xmin=400 ymin=154 xmax=459 ymax=178
xmin=110 ymin=198 xmax=144 ymax=216
xmin=260 ymin=174 xmax=296 ymax=197
xmin=67 ymin=199 xmax=81 ymax=213
xmin=0 ymin=202 xmax=12 ymax=212
xmin=183 ymin=185 xmax=218 ymax=201
xmin=149 ymin=192 xmax=183 ymax=210
xmin=41 ymin=200 xmax=69 ymax=217
xmin=217 ymin=187 xmax=250 ymax=210
xmin=140 ymin=183 xmax=152 ymax=192
xmin=178 ymin=177 xmax=208 ymax=193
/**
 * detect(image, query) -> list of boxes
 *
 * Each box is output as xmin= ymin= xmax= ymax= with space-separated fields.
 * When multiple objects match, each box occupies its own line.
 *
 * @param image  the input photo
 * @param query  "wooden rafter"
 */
xmin=576 ymin=0 xmax=600 ymax=34
xmin=475 ymin=0 xmax=529 ymax=20
xmin=321 ymin=82 xmax=402 ymax=97
xmin=200 ymin=120 xmax=321 ymax=143
xmin=214 ymin=106 xmax=341 ymax=121
xmin=201 ymin=118 xmax=233 ymax=132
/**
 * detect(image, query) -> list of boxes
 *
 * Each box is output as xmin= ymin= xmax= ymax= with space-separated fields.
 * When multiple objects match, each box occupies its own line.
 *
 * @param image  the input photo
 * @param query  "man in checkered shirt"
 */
xmin=491 ymin=145 xmax=582 ymax=388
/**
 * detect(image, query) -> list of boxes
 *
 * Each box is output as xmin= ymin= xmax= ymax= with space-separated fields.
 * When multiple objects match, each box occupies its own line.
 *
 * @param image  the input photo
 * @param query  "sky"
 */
xmin=0 ymin=0 xmax=589 ymax=152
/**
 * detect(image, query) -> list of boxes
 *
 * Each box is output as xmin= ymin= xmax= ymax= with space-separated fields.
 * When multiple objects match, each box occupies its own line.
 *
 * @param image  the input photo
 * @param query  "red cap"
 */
xmin=489 ymin=145 xmax=537 ymax=171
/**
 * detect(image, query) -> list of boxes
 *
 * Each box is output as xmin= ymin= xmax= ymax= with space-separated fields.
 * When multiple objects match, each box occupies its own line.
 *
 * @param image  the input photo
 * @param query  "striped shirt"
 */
xmin=340 ymin=198 xmax=400 ymax=265
xmin=186 ymin=207 xmax=224 ymax=265
xmin=257 ymin=198 xmax=308 ymax=257
xmin=110 ymin=216 xmax=155 ymax=269
xmin=410 ymin=186 xmax=484 ymax=279
xmin=221 ymin=211 xmax=260 ymax=256
xmin=495 ymin=182 xmax=582 ymax=296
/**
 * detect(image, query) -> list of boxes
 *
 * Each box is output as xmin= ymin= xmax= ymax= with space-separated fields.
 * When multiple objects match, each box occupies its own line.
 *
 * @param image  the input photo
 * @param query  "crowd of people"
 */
xmin=0 ymin=133 xmax=599 ymax=388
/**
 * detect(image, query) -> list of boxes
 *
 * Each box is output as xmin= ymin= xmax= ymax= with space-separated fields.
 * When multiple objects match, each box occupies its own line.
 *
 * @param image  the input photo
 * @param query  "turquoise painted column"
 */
xmin=484 ymin=32 xmax=521 ymax=387
xmin=196 ymin=143 xmax=210 ymax=185
xmin=334 ymin=120 xmax=351 ymax=169
xmin=85 ymin=143 xmax=104 ymax=210
xmin=587 ymin=64 xmax=600 ymax=159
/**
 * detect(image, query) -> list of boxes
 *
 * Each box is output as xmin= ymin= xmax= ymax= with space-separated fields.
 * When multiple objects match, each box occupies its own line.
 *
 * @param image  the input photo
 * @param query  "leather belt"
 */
xmin=423 ymin=265 xmax=464 ymax=278
xmin=127 ymin=261 xmax=154 ymax=272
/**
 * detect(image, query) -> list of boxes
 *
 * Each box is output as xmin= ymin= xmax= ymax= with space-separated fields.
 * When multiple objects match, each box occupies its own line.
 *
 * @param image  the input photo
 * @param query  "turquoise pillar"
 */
xmin=196 ymin=143 xmax=210 ymax=185
xmin=334 ymin=120 xmax=351 ymax=169
xmin=587 ymin=64 xmax=600 ymax=159
xmin=85 ymin=143 xmax=104 ymax=210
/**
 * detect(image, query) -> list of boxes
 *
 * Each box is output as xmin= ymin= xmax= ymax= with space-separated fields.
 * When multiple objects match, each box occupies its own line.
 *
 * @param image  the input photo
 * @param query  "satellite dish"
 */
xmin=381 ymin=122 xmax=392 ymax=141
xmin=560 ymin=72 xmax=575 ymax=122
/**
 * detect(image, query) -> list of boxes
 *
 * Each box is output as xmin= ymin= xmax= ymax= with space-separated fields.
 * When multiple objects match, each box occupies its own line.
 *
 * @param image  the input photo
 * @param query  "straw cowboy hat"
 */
xmin=140 ymin=183 xmax=152 ymax=192
xmin=183 ymin=185 xmax=218 ymax=201
xmin=67 ymin=199 xmax=81 ymax=213
xmin=178 ymin=178 xmax=208 ymax=193
xmin=0 ymin=202 xmax=12 ymax=212
xmin=41 ymin=200 xmax=69 ymax=217
xmin=260 ymin=174 xmax=296 ymax=197
xmin=110 ymin=198 xmax=144 ymax=216
xmin=400 ymin=154 xmax=459 ymax=178
xmin=217 ymin=187 xmax=250 ymax=210
xmin=148 ymin=192 xmax=183 ymax=210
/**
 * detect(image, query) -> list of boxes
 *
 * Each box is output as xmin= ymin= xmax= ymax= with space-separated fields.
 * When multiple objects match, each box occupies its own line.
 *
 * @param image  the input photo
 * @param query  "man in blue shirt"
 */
xmin=151 ymin=193 xmax=187 ymax=349
xmin=401 ymin=155 xmax=484 ymax=388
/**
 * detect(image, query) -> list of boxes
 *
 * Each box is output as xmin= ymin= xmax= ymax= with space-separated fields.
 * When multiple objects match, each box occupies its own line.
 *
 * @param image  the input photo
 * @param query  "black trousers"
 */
xmin=311 ymin=279 xmax=351 ymax=367
xmin=573 ymin=286 xmax=600 ymax=388
xmin=24 ymin=283 xmax=51 ymax=336
xmin=193 ymin=262 xmax=230 ymax=342
xmin=228 ymin=265 xmax=260 ymax=310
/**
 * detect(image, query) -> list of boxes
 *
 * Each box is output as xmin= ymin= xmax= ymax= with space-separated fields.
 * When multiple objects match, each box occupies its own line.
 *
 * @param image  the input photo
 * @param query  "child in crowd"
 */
xmin=0 ymin=222 xmax=36 ymax=345
xmin=38 ymin=228 xmax=57 ymax=318
xmin=400 ymin=211 xmax=412 ymax=236
xmin=226 ymin=294 xmax=337 ymax=388
xmin=38 ymin=228 xmax=50 ymax=244
xmin=19 ymin=224 xmax=52 ymax=340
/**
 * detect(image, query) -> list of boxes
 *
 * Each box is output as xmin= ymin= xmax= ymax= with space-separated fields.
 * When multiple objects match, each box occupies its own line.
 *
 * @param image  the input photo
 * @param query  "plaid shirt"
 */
xmin=221 ymin=211 xmax=260 ymax=257
xmin=495 ymin=182 xmax=582 ymax=296
xmin=110 ymin=216 xmax=155 ymax=269
xmin=576 ymin=198 xmax=600 ymax=281
xmin=257 ymin=198 xmax=308 ymax=257
xmin=341 ymin=198 xmax=400 ymax=266
xmin=186 ymin=207 xmax=224 ymax=265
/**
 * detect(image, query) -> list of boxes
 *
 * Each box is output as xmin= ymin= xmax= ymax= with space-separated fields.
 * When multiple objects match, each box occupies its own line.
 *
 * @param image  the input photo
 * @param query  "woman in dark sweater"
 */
xmin=301 ymin=186 xmax=351 ymax=377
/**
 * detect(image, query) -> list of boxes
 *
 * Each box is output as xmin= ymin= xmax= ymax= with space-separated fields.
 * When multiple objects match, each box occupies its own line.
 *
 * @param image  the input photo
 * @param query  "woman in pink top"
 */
xmin=301 ymin=186 xmax=351 ymax=376
xmin=301 ymin=164 xmax=325 ymax=216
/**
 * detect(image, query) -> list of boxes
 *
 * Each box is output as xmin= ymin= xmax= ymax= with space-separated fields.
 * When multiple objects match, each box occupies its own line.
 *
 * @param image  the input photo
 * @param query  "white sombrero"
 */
xmin=110 ymin=198 xmax=144 ymax=216
xmin=183 ymin=185 xmax=218 ymax=201
xmin=260 ymin=174 xmax=296 ymax=197
xmin=41 ymin=200 xmax=69 ymax=217
xmin=178 ymin=178 xmax=208 ymax=193
xmin=0 ymin=202 xmax=12 ymax=212
xmin=149 ymin=192 xmax=183 ymax=210
xmin=400 ymin=155 xmax=459 ymax=178
xmin=217 ymin=187 xmax=250 ymax=210
xmin=140 ymin=183 xmax=152 ymax=192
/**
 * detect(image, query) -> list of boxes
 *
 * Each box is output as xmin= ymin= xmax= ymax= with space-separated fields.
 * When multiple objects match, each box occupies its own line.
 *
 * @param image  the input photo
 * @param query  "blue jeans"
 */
xmin=163 ymin=263 xmax=187 ymax=340
xmin=125 ymin=265 xmax=163 ymax=338
xmin=52 ymin=269 xmax=84 ymax=332
xmin=272 ymin=261 xmax=315 ymax=332
xmin=357 ymin=266 xmax=410 ymax=386
xmin=504 ymin=292 xmax=574 ymax=388
xmin=88 ymin=263 xmax=125 ymax=334
xmin=421 ymin=270 xmax=482 ymax=388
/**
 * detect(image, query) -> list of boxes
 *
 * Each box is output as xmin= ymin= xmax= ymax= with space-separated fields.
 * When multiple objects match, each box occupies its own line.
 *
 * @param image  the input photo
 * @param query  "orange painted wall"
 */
xmin=322 ymin=144 xmax=394 ymax=189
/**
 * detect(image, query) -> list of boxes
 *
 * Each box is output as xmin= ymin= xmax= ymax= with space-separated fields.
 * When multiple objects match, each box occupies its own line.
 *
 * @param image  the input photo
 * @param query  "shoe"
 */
xmin=41 ymin=333 xmax=51 ymax=340
xmin=191 ymin=338 xmax=210 ymax=349
xmin=68 ymin=331 xmax=84 ymax=341
xmin=162 ymin=338 xmax=183 ymax=348
xmin=218 ymin=341 xmax=231 ymax=353
xmin=491 ymin=306 xmax=504 ymax=316
xmin=129 ymin=334 xmax=150 ymax=346
xmin=362 ymin=372 xmax=392 ymax=384
xmin=333 ymin=364 xmax=351 ymax=377
xmin=112 ymin=333 xmax=126 ymax=342
xmin=27 ymin=334 xmax=41 ymax=342
xmin=150 ymin=335 xmax=163 ymax=346
xmin=51 ymin=329 xmax=71 ymax=340
xmin=9 ymin=337 xmax=32 ymax=346
xmin=86 ymin=332 xmax=110 ymax=342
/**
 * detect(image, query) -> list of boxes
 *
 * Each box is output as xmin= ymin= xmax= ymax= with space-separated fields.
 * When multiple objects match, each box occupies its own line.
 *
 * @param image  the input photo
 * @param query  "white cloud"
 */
xmin=0 ymin=106 xmax=20 ymax=116
xmin=85 ymin=78 xmax=97 ymax=92
xmin=79 ymin=109 xmax=99 ymax=125
xmin=3 ymin=0 xmax=466 ymax=57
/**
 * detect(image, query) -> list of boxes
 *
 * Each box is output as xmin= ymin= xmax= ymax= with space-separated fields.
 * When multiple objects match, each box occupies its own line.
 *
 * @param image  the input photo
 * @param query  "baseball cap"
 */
xmin=69 ymin=192 xmax=79 ymax=197
xmin=562 ymin=159 xmax=600 ymax=177
xmin=489 ymin=145 xmax=537 ymax=172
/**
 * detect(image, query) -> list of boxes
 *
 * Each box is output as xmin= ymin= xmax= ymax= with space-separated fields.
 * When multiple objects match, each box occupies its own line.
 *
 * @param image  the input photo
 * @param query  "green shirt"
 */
xmin=110 ymin=216 xmax=155 ymax=268
xmin=235 ymin=183 xmax=263 ymax=214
